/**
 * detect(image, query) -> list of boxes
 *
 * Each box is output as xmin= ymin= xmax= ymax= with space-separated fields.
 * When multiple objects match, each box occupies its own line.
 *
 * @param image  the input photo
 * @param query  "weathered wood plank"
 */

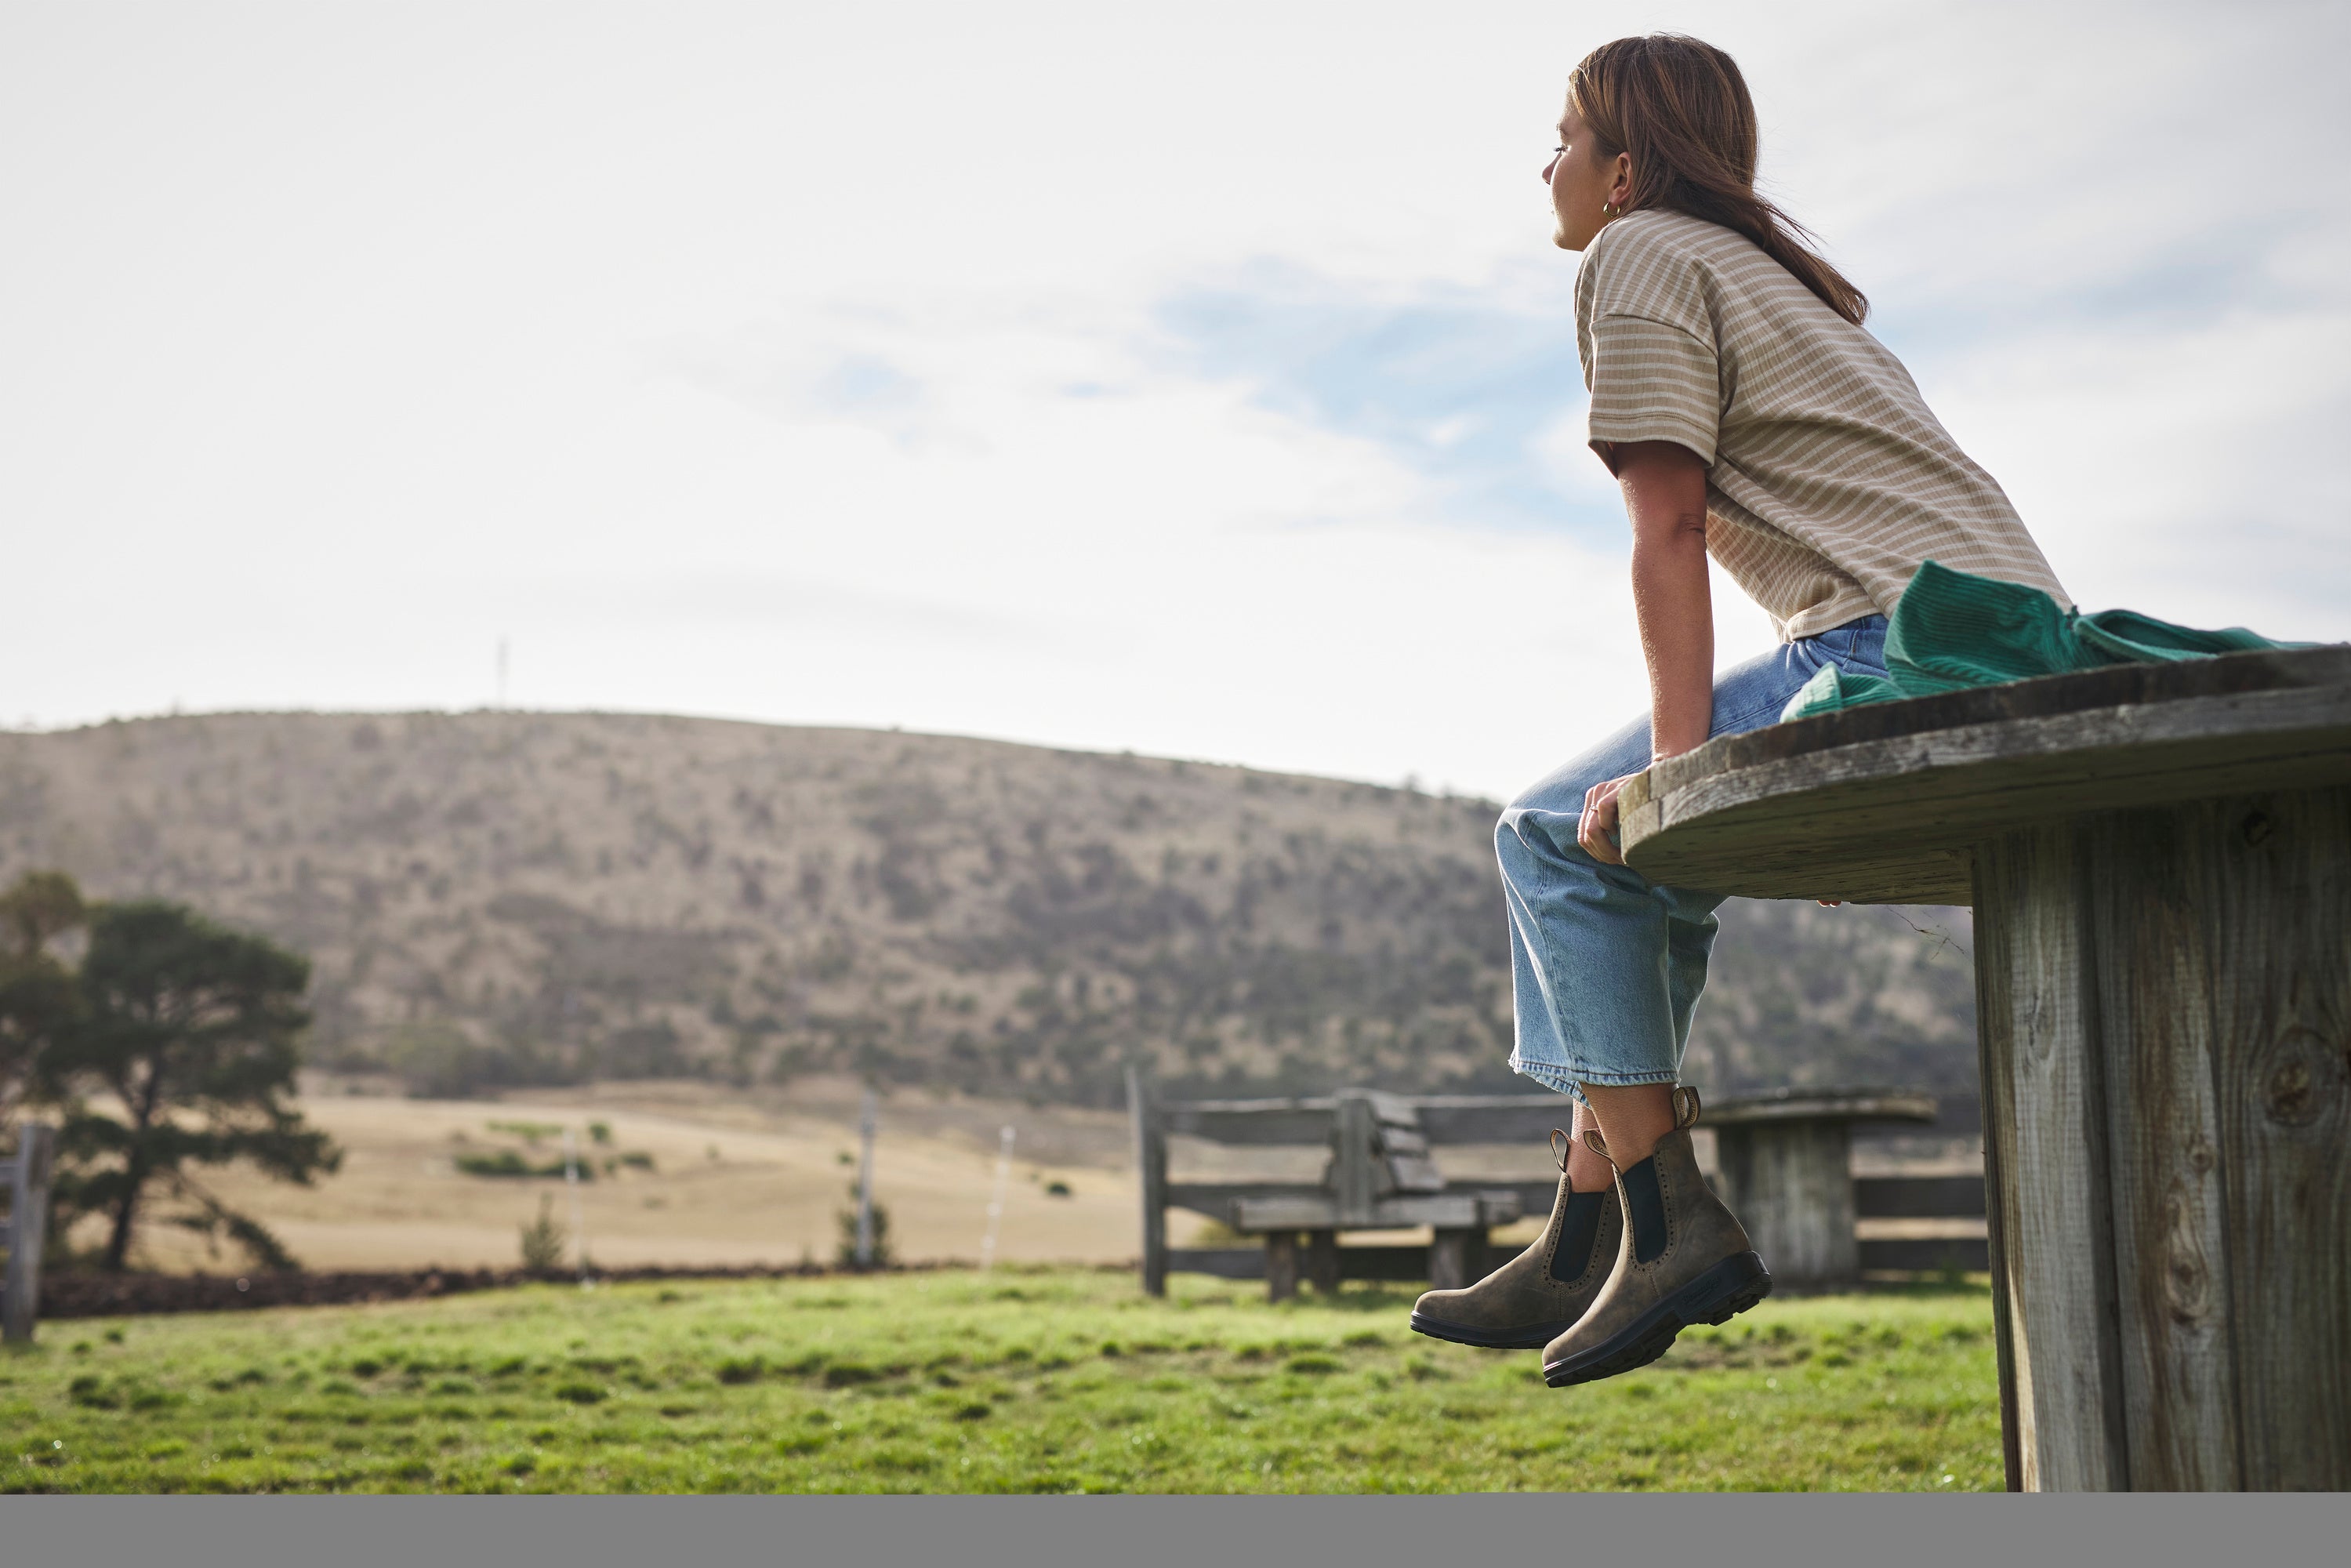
xmin=1383 ymin=1153 xmax=1448 ymax=1194
xmin=1975 ymin=824 xmax=2128 ymax=1490
xmin=1165 ymin=1247 xmax=1268 ymax=1281
xmin=1858 ymin=1236 xmax=1990 ymax=1272
xmin=1168 ymin=1095 xmax=1574 ymax=1148
xmin=1166 ymin=1245 xmax=1507 ymax=1285
xmin=1376 ymin=1127 xmax=1431 ymax=1158
xmin=1232 ymin=1192 xmax=1501 ymax=1232
xmin=1411 ymin=1097 xmax=1579 ymax=1146
xmin=1716 ymin=1120 xmax=1857 ymax=1290
xmin=2086 ymin=804 xmax=2240 ymax=1490
xmin=1304 ymin=1230 xmax=1341 ymax=1296
xmin=2 ymin=1123 xmax=54 ymax=1345
xmin=2206 ymin=786 xmax=2351 ymax=1489
xmin=1707 ymin=1091 xmax=1938 ymax=1127
xmin=1854 ymin=1175 xmax=1985 ymax=1218
xmin=1623 ymin=677 xmax=2351 ymax=903
xmin=1157 ymin=1103 xmax=1334 ymax=1145
xmin=1972 ymin=886 xmax=2026 ymax=1494
xmin=1127 ymin=1068 xmax=1167 ymax=1298
xmin=1163 ymin=1182 xmax=1328 ymax=1218
xmin=1332 ymin=1095 xmax=1378 ymax=1226
xmin=1648 ymin=646 xmax=2351 ymax=783
xmin=1428 ymin=1229 xmax=1480 ymax=1293
xmin=1264 ymin=1231 xmax=1300 ymax=1303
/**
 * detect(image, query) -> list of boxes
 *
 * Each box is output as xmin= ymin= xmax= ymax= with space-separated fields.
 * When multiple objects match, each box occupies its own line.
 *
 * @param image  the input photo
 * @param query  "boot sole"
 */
xmin=1540 ymin=1251 xmax=1772 ymax=1388
xmin=1408 ymin=1311 xmax=1580 ymax=1351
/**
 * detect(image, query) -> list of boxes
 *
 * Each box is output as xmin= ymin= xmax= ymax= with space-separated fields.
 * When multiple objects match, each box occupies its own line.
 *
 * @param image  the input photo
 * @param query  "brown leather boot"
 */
xmin=1540 ymin=1087 xmax=1771 ymax=1388
xmin=1409 ymin=1130 xmax=1622 ymax=1350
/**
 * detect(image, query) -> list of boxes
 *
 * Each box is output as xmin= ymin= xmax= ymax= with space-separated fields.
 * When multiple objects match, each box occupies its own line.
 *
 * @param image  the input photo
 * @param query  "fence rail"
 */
xmin=1134 ymin=1072 xmax=1989 ymax=1298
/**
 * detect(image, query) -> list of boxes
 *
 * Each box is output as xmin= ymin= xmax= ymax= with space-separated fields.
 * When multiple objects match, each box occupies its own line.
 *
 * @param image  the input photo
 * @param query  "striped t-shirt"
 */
xmin=1575 ymin=209 xmax=2070 ymax=640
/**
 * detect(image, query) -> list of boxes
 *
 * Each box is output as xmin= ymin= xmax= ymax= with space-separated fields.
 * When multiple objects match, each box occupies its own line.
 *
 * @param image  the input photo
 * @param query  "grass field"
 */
xmin=2 ymin=1268 xmax=2001 ymax=1494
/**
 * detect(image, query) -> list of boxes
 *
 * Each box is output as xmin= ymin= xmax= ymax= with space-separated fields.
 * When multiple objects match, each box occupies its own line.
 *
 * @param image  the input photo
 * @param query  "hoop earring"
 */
xmin=1601 ymin=201 xmax=1620 ymax=217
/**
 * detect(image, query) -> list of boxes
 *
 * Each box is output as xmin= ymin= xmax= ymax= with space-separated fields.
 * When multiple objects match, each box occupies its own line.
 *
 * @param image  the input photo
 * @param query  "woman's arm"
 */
xmin=1577 ymin=439 xmax=1713 ymax=864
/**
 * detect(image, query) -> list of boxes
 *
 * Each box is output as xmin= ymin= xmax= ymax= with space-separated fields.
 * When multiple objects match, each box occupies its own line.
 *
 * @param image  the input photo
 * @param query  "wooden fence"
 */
xmin=1130 ymin=1073 xmax=1986 ymax=1295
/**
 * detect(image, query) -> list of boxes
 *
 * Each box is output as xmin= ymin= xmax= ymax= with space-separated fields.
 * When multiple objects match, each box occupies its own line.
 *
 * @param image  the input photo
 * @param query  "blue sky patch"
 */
xmin=1152 ymin=263 xmax=1626 ymax=544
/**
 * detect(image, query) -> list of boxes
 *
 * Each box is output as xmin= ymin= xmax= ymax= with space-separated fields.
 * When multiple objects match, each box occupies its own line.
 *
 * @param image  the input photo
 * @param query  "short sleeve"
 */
xmin=1584 ymin=311 xmax=1721 ymax=469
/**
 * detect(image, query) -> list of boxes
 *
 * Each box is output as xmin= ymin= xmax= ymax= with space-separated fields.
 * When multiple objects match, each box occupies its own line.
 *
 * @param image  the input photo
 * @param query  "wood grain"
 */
xmin=1625 ymin=684 xmax=2351 ymax=903
xmin=1969 ymin=855 xmax=2024 ymax=1492
xmin=2204 ymin=786 xmax=2351 ymax=1489
xmin=1332 ymin=1095 xmax=1379 ymax=1227
xmin=1156 ymin=1102 xmax=1336 ymax=1146
xmin=2 ymin=1123 xmax=54 ymax=1344
xmin=1706 ymin=1091 xmax=1936 ymax=1127
xmin=1974 ymin=825 xmax=2128 ymax=1490
xmin=2085 ymin=804 xmax=2239 ymax=1489
xmin=1127 ymin=1067 xmax=1167 ymax=1298
xmin=1714 ymin=1120 xmax=1857 ymax=1290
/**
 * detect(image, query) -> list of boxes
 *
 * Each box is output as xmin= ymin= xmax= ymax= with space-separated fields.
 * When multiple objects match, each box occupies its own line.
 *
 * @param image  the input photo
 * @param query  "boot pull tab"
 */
xmin=1579 ymin=1127 xmax=1616 ymax=1169
xmin=1548 ymin=1128 xmax=1573 ymax=1173
xmin=1672 ymin=1085 xmax=1703 ymax=1131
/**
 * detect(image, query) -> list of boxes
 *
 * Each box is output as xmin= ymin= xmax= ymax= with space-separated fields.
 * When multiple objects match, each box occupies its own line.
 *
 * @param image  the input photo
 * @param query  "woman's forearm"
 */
xmin=1616 ymin=441 xmax=1715 ymax=759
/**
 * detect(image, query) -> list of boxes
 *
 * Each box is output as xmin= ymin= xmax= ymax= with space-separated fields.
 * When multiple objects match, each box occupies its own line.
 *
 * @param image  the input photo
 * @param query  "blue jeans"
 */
xmin=1497 ymin=616 xmax=1889 ymax=1100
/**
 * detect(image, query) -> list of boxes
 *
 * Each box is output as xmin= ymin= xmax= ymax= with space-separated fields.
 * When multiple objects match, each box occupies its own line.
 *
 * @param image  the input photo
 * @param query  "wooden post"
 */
xmin=1304 ymin=1229 xmax=1341 ymax=1295
xmin=1713 ymin=1120 xmax=1858 ymax=1291
xmin=3 ymin=1123 xmax=55 ymax=1345
xmin=1976 ymin=787 xmax=2351 ymax=1490
xmin=1330 ymin=1093 xmax=1377 ymax=1228
xmin=1127 ymin=1067 xmax=1166 ymax=1297
xmin=1975 ymin=969 xmax=2026 ymax=1493
xmin=1264 ymin=1231 xmax=1301 ymax=1303
xmin=1428 ymin=1227 xmax=1481 ymax=1292
xmin=1613 ymin=648 xmax=2351 ymax=1489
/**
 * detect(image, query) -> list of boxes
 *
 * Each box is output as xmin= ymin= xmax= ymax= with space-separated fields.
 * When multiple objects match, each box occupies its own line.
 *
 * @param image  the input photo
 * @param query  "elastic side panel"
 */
xmin=1549 ymin=1191 xmax=1605 ymax=1282
xmin=1623 ymin=1159 xmax=1667 ymax=1265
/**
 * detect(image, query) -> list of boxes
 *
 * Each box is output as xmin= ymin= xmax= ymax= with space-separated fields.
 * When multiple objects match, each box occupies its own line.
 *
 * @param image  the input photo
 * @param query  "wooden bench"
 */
xmin=2 ymin=1122 xmax=56 ymax=1343
xmin=1620 ymin=644 xmax=2351 ymax=1490
xmin=1127 ymin=1070 xmax=1565 ymax=1301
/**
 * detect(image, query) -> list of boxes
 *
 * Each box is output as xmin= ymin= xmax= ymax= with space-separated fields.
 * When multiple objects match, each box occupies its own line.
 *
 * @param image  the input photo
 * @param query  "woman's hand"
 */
xmin=1579 ymin=772 xmax=1642 ymax=865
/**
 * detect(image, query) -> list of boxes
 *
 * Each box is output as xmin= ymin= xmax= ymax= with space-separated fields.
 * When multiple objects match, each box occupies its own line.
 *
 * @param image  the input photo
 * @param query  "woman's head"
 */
xmin=1544 ymin=34 xmax=1867 ymax=325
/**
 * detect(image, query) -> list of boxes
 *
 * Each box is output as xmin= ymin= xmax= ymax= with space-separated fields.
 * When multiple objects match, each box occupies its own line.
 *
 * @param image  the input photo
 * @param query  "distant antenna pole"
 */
xmin=854 ymin=1087 xmax=877 ymax=1269
xmin=980 ymin=1123 xmax=1016 ymax=1271
xmin=496 ymin=636 xmax=510 ymax=710
xmin=564 ymin=1126 xmax=589 ymax=1285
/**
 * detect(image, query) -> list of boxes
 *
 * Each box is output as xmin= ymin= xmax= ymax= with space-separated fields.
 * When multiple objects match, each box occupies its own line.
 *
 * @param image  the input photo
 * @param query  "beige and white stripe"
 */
xmin=1575 ymin=209 xmax=2070 ymax=641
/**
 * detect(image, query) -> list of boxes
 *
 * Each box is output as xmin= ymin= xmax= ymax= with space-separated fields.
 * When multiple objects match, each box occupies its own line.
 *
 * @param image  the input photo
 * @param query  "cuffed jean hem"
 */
xmin=1508 ymin=1057 xmax=1683 ymax=1104
xmin=1500 ymin=615 xmax=1891 ymax=1094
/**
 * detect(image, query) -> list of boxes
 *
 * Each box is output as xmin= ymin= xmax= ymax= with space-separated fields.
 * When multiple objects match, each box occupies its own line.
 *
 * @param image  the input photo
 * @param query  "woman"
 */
xmin=1410 ymin=34 xmax=2069 ymax=1388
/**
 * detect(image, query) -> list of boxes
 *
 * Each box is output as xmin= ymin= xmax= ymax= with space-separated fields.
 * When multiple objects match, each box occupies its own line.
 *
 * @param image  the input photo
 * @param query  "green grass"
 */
xmin=0 ymin=1269 xmax=2001 ymax=1494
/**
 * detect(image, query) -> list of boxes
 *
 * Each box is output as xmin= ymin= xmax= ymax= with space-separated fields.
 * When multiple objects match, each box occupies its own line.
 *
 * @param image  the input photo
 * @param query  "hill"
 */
xmin=0 ymin=712 xmax=1978 ymax=1105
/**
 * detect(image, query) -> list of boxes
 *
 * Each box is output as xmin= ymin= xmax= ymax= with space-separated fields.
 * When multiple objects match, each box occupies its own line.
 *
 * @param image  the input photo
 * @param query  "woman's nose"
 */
xmin=1541 ymin=156 xmax=1558 ymax=184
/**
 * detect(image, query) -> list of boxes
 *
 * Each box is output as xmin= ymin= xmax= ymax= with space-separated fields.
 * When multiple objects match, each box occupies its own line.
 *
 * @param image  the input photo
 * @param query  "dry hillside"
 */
xmin=0 ymin=711 xmax=1978 ymax=1103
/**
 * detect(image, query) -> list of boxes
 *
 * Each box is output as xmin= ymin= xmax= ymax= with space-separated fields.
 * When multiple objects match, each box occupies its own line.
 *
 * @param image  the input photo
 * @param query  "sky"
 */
xmin=6 ymin=0 xmax=2347 ymax=800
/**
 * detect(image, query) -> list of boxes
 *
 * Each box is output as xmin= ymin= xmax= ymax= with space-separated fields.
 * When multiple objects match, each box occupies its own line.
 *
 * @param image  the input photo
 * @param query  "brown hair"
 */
xmin=1569 ymin=34 xmax=1868 ymax=325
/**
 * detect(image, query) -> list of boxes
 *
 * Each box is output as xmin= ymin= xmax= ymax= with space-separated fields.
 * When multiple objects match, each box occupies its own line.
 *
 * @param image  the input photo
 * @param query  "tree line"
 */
xmin=0 ymin=871 xmax=339 ymax=1272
